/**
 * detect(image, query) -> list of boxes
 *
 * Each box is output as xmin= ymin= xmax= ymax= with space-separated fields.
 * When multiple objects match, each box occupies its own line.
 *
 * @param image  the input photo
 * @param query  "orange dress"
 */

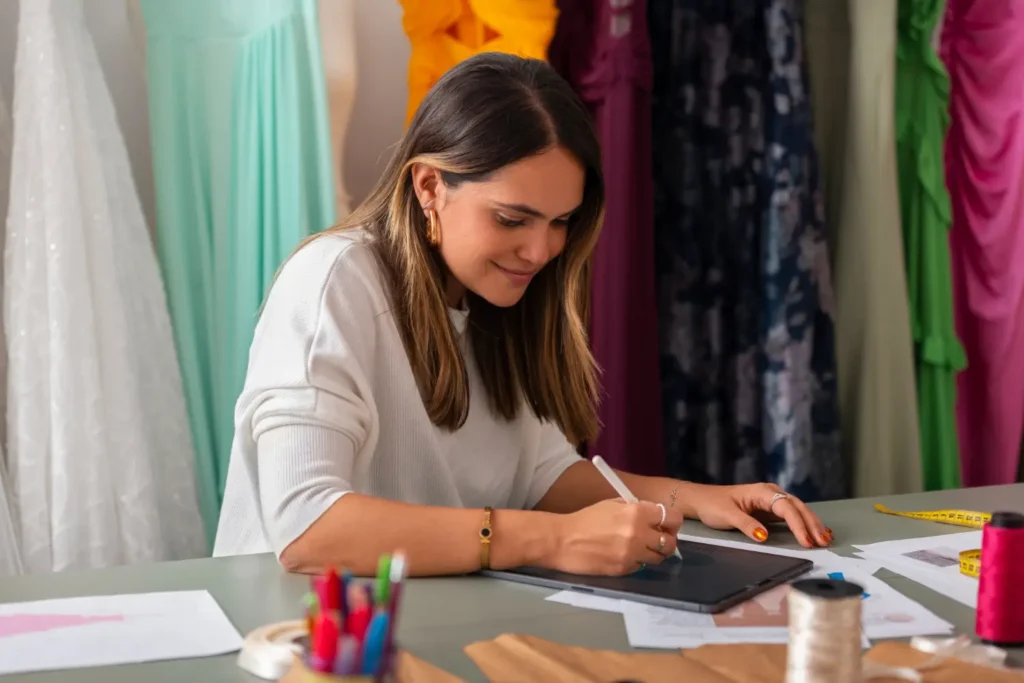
xmin=399 ymin=0 xmax=559 ymax=123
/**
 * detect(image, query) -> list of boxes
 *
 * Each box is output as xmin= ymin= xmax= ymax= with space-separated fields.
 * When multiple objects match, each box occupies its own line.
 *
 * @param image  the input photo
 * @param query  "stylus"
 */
xmin=591 ymin=455 xmax=684 ymax=560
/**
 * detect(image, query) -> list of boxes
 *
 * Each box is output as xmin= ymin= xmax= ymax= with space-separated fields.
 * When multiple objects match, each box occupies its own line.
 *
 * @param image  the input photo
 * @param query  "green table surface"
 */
xmin=1 ymin=484 xmax=1022 ymax=681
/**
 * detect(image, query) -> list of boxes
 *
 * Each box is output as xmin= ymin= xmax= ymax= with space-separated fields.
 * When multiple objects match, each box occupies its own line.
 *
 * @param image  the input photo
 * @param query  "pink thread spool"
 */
xmin=976 ymin=511 xmax=1024 ymax=647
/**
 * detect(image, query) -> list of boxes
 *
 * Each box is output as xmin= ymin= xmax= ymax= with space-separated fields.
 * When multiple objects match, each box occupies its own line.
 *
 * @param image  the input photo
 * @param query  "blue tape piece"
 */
xmin=826 ymin=572 xmax=869 ymax=599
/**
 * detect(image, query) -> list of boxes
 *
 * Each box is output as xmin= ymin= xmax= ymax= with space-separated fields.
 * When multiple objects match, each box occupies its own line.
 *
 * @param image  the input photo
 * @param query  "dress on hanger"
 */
xmin=547 ymin=0 xmax=664 ymax=475
xmin=398 ymin=0 xmax=559 ymax=124
xmin=318 ymin=0 xmax=357 ymax=217
xmin=942 ymin=0 xmax=1024 ymax=487
xmin=0 ymin=82 xmax=22 ymax=578
xmin=895 ymin=0 xmax=964 ymax=490
xmin=804 ymin=0 xmax=923 ymax=495
xmin=4 ymin=0 xmax=206 ymax=573
xmin=138 ymin=0 xmax=336 ymax=539
xmin=650 ymin=0 xmax=842 ymax=500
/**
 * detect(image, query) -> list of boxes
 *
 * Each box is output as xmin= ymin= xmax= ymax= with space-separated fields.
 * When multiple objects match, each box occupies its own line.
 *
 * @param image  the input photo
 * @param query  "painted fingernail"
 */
xmin=753 ymin=528 xmax=768 ymax=542
xmin=826 ymin=527 xmax=833 ymax=536
xmin=819 ymin=532 xmax=831 ymax=545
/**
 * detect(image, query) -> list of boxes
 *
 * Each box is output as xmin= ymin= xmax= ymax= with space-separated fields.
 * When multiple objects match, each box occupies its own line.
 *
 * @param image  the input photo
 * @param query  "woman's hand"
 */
xmin=547 ymin=499 xmax=683 ymax=575
xmin=686 ymin=483 xmax=832 ymax=549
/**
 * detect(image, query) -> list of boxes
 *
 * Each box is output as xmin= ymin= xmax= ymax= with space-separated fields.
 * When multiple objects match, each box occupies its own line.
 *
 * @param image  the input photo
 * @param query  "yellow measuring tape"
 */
xmin=873 ymin=504 xmax=989 ymax=578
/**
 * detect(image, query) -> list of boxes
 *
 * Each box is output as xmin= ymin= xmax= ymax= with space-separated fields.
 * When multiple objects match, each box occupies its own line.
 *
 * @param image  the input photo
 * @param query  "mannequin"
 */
xmin=317 ymin=0 xmax=357 ymax=217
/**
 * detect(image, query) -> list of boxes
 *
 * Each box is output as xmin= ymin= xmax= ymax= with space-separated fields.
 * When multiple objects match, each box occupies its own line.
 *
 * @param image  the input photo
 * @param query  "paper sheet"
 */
xmin=617 ymin=566 xmax=950 ymax=649
xmin=0 ymin=590 xmax=243 ymax=675
xmin=546 ymin=537 xmax=948 ymax=650
xmin=853 ymin=532 xmax=981 ymax=608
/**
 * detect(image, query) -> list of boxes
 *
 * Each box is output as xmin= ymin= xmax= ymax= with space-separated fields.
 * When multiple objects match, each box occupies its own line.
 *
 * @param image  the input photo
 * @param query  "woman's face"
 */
xmin=411 ymin=145 xmax=584 ymax=308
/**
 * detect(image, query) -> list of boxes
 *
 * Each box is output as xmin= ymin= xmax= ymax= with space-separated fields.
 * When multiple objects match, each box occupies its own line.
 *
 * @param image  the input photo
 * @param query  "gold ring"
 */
xmin=657 ymin=535 xmax=665 ymax=553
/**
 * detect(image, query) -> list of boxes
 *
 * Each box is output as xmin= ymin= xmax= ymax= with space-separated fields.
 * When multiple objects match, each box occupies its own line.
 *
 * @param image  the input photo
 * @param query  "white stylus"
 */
xmin=591 ymin=455 xmax=683 ymax=560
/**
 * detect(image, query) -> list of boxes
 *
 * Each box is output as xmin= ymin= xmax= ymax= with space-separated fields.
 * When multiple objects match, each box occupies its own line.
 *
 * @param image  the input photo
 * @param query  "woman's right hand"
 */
xmin=547 ymin=499 xmax=682 ymax=575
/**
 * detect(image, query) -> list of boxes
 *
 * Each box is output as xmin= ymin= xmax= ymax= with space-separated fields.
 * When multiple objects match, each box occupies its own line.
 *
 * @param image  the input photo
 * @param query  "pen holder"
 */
xmin=280 ymin=651 xmax=399 ymax=683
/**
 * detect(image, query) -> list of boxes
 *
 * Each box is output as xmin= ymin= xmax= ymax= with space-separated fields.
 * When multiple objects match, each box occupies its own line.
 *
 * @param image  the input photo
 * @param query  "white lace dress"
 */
xmin=3 ymin=0 xmax=207 ymax=573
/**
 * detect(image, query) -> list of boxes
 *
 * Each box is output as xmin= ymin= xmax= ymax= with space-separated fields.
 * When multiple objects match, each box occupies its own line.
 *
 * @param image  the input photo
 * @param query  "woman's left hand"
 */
xmin=686 ymin=483 xmax=832 ymax=548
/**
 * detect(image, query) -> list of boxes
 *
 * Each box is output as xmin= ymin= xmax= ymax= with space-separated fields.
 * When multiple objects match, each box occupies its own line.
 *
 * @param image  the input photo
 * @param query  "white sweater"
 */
xmin=212 ymin=229 xmax=583 ymax=557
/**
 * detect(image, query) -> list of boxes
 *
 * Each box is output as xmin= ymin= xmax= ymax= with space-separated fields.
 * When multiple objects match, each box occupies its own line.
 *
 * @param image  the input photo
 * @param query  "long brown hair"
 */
xmin=298 ymin=53 xmax=604 ymax=445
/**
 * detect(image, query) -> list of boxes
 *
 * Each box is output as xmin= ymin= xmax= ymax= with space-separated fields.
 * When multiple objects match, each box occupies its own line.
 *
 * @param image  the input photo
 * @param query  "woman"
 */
xmin=213 ymin=53 xmax=832 ymax=576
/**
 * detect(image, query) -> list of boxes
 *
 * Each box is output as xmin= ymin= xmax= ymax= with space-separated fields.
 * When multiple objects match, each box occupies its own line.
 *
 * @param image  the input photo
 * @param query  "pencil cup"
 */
xmin=280 ymin=651 xmax=399 ymax=683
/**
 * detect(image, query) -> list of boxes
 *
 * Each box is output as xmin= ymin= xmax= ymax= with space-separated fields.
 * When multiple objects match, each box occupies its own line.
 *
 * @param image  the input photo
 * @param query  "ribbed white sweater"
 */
xmin=212 ymin=230 xmax=582 ymax=557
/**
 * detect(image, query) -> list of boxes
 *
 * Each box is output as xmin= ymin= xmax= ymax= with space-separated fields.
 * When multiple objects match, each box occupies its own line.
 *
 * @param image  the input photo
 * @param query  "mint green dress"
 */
xmin=139 ymin=0 xmax=336 ymax=541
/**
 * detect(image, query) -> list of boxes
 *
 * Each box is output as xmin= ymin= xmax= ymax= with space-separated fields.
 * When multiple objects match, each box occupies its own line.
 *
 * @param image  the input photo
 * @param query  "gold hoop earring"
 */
xmin=425 ymin=208 xmax=441 ymax=247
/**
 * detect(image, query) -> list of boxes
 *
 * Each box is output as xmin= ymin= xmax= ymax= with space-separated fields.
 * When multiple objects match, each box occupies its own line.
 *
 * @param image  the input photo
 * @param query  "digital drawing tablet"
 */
xmin=481 ymin=539 xmax=813 ymax=613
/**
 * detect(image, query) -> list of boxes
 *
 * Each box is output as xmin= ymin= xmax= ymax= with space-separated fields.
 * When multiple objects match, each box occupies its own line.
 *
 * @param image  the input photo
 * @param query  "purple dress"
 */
xmin=549 ymin=0 xmax=665 ymax=475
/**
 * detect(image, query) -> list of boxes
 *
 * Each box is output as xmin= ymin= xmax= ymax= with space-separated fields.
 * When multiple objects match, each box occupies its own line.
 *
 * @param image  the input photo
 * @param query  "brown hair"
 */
xmin=299 ymin=53 xmax=604 ymax=445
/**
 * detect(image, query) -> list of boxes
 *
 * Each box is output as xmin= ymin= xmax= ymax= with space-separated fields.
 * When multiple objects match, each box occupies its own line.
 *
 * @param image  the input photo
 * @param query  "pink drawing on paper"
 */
xmin=0 ymin=613 xmax=125 ymax=638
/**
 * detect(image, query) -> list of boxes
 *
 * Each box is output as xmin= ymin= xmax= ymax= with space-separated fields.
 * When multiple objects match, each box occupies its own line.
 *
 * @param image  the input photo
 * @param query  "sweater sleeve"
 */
xmin=240 ymin=236 xmax=383 ymax=554
xmin=525 ymin=418 xmax=585 ymax=509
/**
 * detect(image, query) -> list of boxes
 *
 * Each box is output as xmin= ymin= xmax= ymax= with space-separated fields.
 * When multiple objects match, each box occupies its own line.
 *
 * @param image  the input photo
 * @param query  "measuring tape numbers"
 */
xmin=873 ymin=504 xmax=989 ymax=578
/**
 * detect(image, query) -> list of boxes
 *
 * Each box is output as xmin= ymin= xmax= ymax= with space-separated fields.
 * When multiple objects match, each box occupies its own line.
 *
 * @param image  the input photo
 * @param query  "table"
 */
xmin=1 ymin=484 xmax=1022 ymax=682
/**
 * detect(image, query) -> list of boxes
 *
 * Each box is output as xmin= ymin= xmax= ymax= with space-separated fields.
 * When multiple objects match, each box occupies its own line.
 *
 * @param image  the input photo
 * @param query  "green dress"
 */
xmin=139 ymin=0 xmax=336 ymax=540
xmin=895 ymin=0 xmax=966 ymax=490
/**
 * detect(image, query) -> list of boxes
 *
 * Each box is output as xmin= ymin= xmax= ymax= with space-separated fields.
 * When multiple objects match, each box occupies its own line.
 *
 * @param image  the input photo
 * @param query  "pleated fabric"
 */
xmin=804 ymin=0 xmax=923 ymax=496
xmin=139 ymin=0 xmax=336 ymax=538
xmin=548 ymin=0 xmax=664 ymax=475
xmin=398 ymin=0 xmax=559 ymax=124
xmin=942 ymin=0 xmax=1024 ymax=488
xmin=895 ymin=0 xmax=965 ymax=490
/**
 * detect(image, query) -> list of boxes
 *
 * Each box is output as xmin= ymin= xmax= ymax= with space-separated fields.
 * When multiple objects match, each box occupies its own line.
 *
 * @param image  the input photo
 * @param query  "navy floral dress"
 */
xmin=650 ymin=0 xmax=844 ymax=501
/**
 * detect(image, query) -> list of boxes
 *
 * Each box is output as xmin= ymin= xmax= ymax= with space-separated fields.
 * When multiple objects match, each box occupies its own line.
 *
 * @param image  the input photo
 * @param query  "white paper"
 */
xmin=0 ymin=590 xmax=243 ymax=675
xmin=546 ymin=591 xmax=624 ymax=613
xmin=853 ymin=532 xmax=981 ymax=608
xmin=618 ymin=566 xmax=950 ymax=650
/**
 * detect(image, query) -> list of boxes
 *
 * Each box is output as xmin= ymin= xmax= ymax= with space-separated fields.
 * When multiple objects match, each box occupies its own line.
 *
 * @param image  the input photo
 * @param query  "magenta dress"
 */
xmin=549 ymin=0 xmax=665 ymax=475
xmin=942 ymin=0 xmax=1024 ymax=486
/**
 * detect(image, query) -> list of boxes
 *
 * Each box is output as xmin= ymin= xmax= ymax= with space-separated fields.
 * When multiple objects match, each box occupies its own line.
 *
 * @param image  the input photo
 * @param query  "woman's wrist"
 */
xmin=490 ymin=509 xmax=562 ymax=570
xmin=666 ymin=480 xmax=706 ymax=520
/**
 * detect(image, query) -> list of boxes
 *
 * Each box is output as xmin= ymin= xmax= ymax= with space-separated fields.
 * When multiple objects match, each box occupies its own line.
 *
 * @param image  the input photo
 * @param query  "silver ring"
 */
xmin=657 ymin=535 xmax=665 ymax=553
xmin=656 ymin=502 xmax=667 ymax=527
xmin=769 ymin=492 xmax=789 ymax=513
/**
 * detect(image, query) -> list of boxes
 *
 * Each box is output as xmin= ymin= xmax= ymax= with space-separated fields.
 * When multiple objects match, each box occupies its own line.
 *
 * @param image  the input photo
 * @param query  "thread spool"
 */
xmin=976 ymin=511 xmax=1024 ymax=647
xmin=785 ymin=578 xmax=864 ymax=683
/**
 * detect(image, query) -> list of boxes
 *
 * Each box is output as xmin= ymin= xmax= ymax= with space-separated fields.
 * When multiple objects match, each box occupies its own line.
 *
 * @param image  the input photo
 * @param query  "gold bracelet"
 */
xmin=668 ymin=481 xmax=683 ymax=508
xmin=480 ymin=507 xmax=493 ymax=570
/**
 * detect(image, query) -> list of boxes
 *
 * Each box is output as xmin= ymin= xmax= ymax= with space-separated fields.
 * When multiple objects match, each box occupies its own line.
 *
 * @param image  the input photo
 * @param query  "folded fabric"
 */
xmin=464 ymin=633 xmax=726 ymax=683
xmin=463 ymin=633 xmax=1024 ymax=683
